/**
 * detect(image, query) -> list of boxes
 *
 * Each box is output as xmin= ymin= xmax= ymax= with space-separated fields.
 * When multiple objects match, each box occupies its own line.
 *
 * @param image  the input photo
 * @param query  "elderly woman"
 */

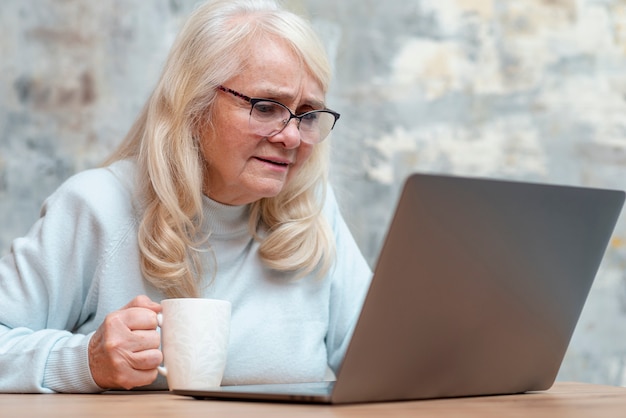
xmin=0 ymin=0 xmax=371 ymax=393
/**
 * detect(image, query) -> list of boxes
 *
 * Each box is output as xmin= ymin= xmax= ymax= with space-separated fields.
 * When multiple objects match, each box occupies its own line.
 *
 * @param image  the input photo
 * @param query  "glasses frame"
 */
xmin=217 ymin=85 xmax=340 ymax=144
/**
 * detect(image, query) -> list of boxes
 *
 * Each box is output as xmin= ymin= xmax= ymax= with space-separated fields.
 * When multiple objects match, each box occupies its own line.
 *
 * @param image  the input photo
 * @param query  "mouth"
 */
xmin=255 ymin=157 xmax=291 ymax=167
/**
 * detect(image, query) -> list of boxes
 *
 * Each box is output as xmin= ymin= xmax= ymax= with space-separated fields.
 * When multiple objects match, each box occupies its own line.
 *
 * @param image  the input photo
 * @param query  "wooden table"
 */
xmin=1 ymin=382 xmax=625 ymax=417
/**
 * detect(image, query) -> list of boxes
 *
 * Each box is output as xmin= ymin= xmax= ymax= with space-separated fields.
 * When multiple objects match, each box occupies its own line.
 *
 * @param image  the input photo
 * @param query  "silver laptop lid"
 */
xmin=332 ymin=173 xmax=624 ymax=404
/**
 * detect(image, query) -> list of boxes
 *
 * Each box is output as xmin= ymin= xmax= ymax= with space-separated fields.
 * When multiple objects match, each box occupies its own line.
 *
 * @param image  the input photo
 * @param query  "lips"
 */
xmin=255 ymin=156 xmax=291 ymax=167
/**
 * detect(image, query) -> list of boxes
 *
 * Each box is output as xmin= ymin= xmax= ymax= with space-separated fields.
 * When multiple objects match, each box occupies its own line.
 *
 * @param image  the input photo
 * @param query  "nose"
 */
xmin=268 ymin=118 xmax=301 ymax=149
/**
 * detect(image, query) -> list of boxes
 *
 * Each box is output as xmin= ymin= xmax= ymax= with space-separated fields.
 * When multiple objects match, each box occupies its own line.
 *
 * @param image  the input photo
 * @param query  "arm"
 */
xmin=0 ymin=165 xmax=162 ymax=392
xmin=0 ymin=191 xmax=97 ymax=392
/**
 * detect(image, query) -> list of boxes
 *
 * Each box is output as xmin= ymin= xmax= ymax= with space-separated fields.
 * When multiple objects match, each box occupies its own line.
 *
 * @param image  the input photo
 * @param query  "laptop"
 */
xmin=174 ymin=173 xmax=625 ymax=404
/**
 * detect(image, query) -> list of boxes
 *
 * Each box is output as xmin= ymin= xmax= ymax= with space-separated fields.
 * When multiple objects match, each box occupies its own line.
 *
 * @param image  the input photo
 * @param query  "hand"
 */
xmin=88 ymin=295 xmax=162 ymax=390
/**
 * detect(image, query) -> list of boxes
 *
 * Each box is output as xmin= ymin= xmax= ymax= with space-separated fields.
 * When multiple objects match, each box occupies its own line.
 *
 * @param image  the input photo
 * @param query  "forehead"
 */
xmin=228 ymin=36 xmax=325 ymax=104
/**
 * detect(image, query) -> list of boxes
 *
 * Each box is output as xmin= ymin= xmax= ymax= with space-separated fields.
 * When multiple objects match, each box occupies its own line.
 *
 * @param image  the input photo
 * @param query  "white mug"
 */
xmin=157 ymin=298 xmax=231 ymax=391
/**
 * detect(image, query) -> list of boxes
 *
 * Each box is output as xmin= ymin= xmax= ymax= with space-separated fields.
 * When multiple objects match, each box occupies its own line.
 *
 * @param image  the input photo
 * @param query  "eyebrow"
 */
xmin=258 ymin=88 xmax=326 ymax=110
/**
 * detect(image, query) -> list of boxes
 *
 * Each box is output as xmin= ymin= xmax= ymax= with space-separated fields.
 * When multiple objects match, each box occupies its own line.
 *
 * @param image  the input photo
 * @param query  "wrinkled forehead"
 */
xmin=240 ymin=28 xmax=328 ymax=90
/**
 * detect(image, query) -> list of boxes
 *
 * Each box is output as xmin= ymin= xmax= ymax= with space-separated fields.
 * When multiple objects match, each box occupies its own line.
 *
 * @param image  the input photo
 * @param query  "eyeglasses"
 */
xmin=217 ymin=85 xmax=340 ymax=144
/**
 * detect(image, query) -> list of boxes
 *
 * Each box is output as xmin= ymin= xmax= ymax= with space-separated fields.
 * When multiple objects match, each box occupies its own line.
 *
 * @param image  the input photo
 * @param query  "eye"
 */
xmin=301 ymin=112 xmax=320 ymax=121
xmin=252 ymin=101 xmax=286 ymax=121
xmin=254 ymin=102 xmax=280 ymax=114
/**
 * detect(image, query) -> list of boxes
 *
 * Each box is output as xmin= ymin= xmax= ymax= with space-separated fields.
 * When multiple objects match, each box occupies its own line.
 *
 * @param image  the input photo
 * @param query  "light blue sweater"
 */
xmin=0 ymin=160 xmax=372 ymax=393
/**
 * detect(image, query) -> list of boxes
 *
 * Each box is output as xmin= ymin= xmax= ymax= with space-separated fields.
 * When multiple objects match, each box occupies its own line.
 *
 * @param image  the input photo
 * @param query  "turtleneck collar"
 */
xmin=201 ymin=195 xmax=251 ymax=236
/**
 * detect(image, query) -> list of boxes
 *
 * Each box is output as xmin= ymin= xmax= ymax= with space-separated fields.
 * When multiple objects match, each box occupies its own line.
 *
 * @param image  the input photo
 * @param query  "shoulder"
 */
xmin=57 ymin=160 xmax=137 ymax=199
xmin=44 ymin=160 xmax=141 ymax=222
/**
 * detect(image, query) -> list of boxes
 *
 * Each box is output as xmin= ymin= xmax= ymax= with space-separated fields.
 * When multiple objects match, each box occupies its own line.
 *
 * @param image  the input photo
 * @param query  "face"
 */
xmin=199 ymin=38 xmax=325 ymax=205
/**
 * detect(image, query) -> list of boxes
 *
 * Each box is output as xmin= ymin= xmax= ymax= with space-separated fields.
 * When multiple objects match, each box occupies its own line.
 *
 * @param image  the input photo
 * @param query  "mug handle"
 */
xmin=156 ymin=313 xmax=168 ymax=376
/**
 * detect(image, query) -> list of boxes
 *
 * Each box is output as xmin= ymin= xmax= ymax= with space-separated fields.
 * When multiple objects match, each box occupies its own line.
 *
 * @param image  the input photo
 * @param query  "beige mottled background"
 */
xmin=1 ymin=0 xmax=626 ymax=385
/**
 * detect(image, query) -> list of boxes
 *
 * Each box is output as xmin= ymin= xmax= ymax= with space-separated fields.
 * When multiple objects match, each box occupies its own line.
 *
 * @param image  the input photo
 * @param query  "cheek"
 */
xmin=198 ymin=111 xmax=244 ymax=165
xmin=197 ymin=112 xmax=220 ymax=164
xmin=198 ymin=130 xmax=217 ymax=168
xmin=292 ymin=144 xmax=315 ymax=172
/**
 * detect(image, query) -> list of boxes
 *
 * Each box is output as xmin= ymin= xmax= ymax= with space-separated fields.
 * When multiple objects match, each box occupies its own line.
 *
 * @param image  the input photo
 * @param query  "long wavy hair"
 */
xmin=104 ymin=0 xmax=336 ymax=298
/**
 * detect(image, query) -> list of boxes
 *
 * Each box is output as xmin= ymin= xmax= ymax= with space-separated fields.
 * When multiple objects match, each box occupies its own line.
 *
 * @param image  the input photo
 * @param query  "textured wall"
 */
xmin=1 ymin=0 xmax=626 ymax=385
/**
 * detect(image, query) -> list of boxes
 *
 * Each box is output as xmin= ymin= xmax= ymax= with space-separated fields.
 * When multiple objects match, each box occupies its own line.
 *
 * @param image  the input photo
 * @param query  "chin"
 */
xmin=241 ymin=177 xmax=291 ymax=203
xmin=255 ymin=185 xmax=287 ymax=201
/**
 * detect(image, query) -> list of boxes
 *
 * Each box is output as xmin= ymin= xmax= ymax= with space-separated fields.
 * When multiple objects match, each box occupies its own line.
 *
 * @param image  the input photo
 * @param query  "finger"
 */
xmin=118 ymin=307 xmax=159 ymax=331
xmin=122 ymin=295 xmax=162 ymax=313
xmin=89 ymin=319 xmax=161 ymax=390
xmin=127 ymin=348 xmax=164 ymax=371
xmin=128 ymin=329 xmax=161 ymax=353
xmin=111 ymin=367 xmax=160 ymax=391
xmin=105 ymin=326 xmax=161 ymax=356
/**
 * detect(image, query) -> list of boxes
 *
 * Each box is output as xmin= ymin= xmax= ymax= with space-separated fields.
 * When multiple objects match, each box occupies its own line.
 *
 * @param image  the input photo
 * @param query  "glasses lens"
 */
xmin=249 ymin=100 xmax=338 ymax=144
xmin=250 ymin=101 xmax=290 ymax=137
xmin=298 ymin=111 xmax=337 ymax=144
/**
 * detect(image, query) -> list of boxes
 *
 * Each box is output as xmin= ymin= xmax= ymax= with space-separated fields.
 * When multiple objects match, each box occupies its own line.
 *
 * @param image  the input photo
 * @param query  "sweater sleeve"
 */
xmin=323 ymin=187 xmax=373 ymax=374
xmin=0 ymin=166 xmax=136 ymax=393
